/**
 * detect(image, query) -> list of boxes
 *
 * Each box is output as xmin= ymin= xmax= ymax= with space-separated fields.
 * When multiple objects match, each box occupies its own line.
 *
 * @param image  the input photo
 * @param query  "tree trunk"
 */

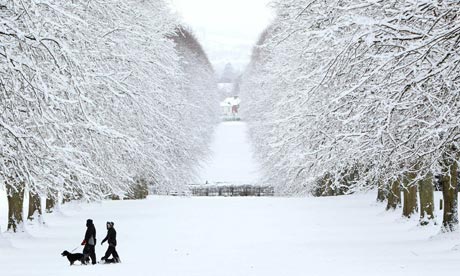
xmin=441 ymin=161 xmax=458 ymax=232
xmin=46 ymin=197 xmax=55 ymax=213
xmin=7 ymin=185 xmax=24 ymax=232
xmin=377 ymin=179 xmax=387 ymax=202
xmin=324 ymin=174 xmax=334 ymax=196
xmin=386 ymin=179 xmax=401 ymax=210
xmin=419 ymin=173 xmax=435 ymax=225
xmin=402 ymin=173 xmax=418 ymax=218
xmin=28 ymin=192 xmax=42 ymax=221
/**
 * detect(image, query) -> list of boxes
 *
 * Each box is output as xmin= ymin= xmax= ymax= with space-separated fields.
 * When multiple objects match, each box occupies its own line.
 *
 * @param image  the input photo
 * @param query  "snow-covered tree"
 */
xmin=0 ymin=0 xmax=218 ymax=231
xmin=240 ymin=0 xmax=460 ymax=228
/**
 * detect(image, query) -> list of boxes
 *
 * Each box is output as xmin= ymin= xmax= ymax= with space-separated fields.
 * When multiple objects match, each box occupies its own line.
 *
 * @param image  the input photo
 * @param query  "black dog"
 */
xmin=61 ymin=250 xmax=86 ymax=265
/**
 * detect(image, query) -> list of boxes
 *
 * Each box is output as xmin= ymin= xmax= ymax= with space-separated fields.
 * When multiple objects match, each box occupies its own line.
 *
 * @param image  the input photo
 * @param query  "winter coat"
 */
xmin=102 ymin=228 xmax=117 ymax=247
xmin=84 ymin=219 xmax=97 ymax=246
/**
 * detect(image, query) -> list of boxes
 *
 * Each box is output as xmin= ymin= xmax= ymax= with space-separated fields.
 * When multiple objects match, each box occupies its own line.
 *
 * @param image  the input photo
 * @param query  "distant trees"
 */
xmin=219 ymin=63 xmax=238 ymax=83
xmin=167 ymin=27 xmax=220 ymax=193
xmin=240 ymin=0 xmax=460 ymax=229
xmin=0 ymin=1 xmax=218 ymax=231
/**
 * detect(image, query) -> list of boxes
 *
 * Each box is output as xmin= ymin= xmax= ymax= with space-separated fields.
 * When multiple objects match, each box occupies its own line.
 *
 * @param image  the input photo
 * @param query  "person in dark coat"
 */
xmin=101 ymin=221 xmax=120 ymax=263
xmin=82 ymin=219 xmax=97 ymax=265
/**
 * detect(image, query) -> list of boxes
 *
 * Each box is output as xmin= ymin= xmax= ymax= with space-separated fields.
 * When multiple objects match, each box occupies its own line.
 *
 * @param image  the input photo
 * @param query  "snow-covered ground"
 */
xmin=197 ymin=121 xmax=261 ymax=184
xmin=1 ymin=193 xmax=460 ymax=276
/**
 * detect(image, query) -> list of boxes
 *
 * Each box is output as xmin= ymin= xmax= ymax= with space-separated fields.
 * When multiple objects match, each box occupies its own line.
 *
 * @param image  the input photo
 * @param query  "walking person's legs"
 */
xmin=83 ymin=245 xmax=90 ymax=264
xmin=112 ymin=247 xmax=120 ymax=263
xmin=89 ymin=245 xmax=97 ymax=264
xmin=102 ymin=245 xmax=114 ymax=260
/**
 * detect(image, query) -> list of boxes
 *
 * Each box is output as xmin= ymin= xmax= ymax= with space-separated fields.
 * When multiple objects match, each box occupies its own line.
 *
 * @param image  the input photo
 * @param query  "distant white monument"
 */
xmin=220 ymin=96 xmax=241 ymax=121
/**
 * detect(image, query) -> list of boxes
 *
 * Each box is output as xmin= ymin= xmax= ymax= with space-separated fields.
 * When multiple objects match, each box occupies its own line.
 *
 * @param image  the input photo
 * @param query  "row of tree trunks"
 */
xmin=379 ymin=160 xmax=457 ymax=230
xmin=380 ymin=175 xmax=438 ymax=225
xmin=313 ymin=171 xmax=355 ymax=197
xmin=5 ymin=185 xmax=55 ymax=232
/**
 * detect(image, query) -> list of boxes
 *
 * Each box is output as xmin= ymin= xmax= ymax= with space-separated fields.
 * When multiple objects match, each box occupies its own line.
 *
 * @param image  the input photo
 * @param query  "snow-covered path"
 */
xmin=197 ymin=121 xmax=260 ymax=184
xmin=1 ymin=194 xmax=460 ymax=276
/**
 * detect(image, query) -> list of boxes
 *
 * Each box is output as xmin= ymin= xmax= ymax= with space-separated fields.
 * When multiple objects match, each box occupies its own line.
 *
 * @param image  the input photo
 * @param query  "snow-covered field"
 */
xmin=1 ymin=194 xmax=460 ymax=276
xmin=197 ymin=121 xmax=260 ymax=184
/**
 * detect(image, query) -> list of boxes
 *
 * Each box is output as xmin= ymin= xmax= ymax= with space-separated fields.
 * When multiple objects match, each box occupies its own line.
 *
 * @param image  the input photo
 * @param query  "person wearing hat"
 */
xmin=82 ymin=219 xmax=97 ymax=264
xmin=101 ymin=221 xmax=120 ymax=263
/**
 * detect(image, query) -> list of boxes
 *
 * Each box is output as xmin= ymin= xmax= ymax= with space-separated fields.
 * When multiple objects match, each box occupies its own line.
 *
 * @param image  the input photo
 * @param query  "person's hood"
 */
xmin=86 ymin=219 xmax=93 ymax=227
xmin=106 ymin=221 xmax=114 ymax=229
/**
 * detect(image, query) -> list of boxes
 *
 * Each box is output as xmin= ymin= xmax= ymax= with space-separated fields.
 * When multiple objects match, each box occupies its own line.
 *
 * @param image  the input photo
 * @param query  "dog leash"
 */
xmin=70 ymin=246 xmax=80 ymax=253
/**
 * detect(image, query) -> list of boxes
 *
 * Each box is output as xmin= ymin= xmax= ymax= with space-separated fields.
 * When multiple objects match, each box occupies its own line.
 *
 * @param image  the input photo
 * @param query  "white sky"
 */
xmin=169 ymin=0 xmax=274 ymax=74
